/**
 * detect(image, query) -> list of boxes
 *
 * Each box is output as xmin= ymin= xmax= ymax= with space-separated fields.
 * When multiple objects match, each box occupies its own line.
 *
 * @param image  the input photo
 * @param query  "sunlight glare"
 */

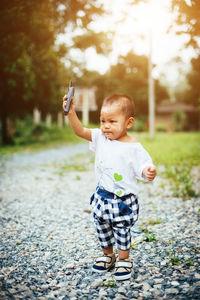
xmin=110 ymin=0 xmax=172 ymax=53
xmin=95 ymin=0 xmax=177 ymax=78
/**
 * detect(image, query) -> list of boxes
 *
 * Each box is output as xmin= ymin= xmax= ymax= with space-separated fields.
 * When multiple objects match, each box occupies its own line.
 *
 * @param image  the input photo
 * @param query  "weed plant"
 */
xmin=166 ymin=240 xmax=195 ymax=267
xmin=166 ymin=240 xmax=180 ymax=265
xmin=103 ymin=280 xmax=117 ymax=288
xmin=143 ymin=231 xmax=157 ymax=242
xmin=140 ymin=227 xmax=157 ymax=242
xmin=164 ymin=162 xmax=198 ymax=200
xmin=147 ymin=217 xmax=163 ymax=226
xmin=184 ymin=260 xmax=194 ymax=266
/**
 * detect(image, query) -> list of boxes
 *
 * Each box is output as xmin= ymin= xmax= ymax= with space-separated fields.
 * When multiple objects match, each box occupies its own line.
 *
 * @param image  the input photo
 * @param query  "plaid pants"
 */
xmin=90 ymin=188 xmax=139 ymax=251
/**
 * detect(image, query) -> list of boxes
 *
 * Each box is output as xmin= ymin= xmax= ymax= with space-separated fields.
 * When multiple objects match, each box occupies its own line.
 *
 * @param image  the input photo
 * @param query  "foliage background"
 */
xmin=0 ymin=0 xmax=199 ymax=145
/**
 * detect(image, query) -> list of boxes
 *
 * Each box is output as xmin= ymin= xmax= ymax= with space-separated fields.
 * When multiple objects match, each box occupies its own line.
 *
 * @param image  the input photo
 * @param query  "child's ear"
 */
xmin=127 ymin=117 xmax=134 ymax=129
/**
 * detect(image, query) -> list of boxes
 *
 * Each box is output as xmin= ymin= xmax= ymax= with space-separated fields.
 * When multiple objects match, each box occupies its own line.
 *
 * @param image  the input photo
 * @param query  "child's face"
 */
xmin=100 ymin=103 xmax=132 ymax=140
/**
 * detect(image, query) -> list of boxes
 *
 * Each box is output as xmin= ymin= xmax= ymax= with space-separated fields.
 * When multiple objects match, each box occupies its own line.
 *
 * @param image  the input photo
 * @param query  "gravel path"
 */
xmin=0 ymin=143 xmax=199 ymax=299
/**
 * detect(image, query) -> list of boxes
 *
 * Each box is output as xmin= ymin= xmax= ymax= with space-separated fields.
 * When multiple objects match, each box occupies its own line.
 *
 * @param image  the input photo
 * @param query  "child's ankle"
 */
xmin=118 ymin=249 xmax=130 ymax=260
xmin=118 ymin=256 xmax=129 ymax=260
xmin=103 ymin=252 xmax=115 ymax=256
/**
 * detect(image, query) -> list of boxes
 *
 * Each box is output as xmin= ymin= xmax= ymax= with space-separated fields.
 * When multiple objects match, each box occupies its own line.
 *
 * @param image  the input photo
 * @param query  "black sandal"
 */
xmin=92 ymin=253 xmax=116 ymax=273
xmin=114 ymin=258 xmax=133 ymax=280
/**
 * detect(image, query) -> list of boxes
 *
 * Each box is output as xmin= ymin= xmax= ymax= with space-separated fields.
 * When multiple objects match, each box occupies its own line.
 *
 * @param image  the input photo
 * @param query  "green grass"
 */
xmin=130 ymin=132 xmax=199 ymax=199
xmin=130 ymin=132 xmax=200 ymax=167
xmin=1 ymin=126 xmax=200 ymax=169
xmin=0 ymin=125 xmax=83 ymax=156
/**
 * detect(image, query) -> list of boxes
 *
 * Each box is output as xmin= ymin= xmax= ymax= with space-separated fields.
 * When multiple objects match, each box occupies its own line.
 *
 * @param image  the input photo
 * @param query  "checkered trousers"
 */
xmin=90 ymin=190 xmax=139 ymax=251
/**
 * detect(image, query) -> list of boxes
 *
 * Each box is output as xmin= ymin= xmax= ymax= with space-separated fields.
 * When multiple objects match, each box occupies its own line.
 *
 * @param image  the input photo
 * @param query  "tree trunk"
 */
xmin=1 ymin=110 xmax=10 ymax=145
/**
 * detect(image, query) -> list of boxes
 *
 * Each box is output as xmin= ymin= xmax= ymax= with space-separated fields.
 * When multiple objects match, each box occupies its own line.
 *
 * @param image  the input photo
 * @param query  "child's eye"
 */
xmin=110 ymin=120 xmax=116 ymax=123
xmin=101 ymin=120 xmax=105 ymax=123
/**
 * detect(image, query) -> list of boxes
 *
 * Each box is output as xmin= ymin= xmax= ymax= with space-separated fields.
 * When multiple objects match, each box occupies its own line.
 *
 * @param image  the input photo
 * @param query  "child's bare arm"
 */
xmin=142 ymin=166 xmax=156 ymax=181
xmin=63 ymin=95 xmax=92 ymax=142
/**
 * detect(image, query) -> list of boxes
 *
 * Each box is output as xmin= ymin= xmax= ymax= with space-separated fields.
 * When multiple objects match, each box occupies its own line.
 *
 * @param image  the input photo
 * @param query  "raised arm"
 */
xmin=63 ymin=95 xmax=92 ymax=142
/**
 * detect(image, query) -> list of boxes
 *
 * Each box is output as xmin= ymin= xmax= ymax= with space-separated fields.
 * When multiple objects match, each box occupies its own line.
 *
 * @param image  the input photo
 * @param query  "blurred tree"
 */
xmin=184 ymin=56 xmax=200 ymax=129
xmin=77 ymin=52 xmax=168 ymax=122
xmin=171 ymin=0 xmax=200 ymax=49
xmin=187 ymin=56 xmax=200 ymax=107
xmin=0 ymin=0 xmax=109 ymax=144
xmin=171 ymin=0 xmax=200 ymax=127
xmin=104 ymin=53 xmax=168 ymax=117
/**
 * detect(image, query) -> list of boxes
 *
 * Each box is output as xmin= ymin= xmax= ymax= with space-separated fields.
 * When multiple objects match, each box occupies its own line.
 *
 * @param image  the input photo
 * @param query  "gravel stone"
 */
xmin=165 ymin=287 xmax=179 ymax=294
xmin=90 ymin=278 xmax=103 ymax=289
xmin=99 ymin=289 xmax=108 ymax=299
xmin=117 ymin=286 xmax=127 ymax=294
xmin=142 ymin=281 xmax=151 ymax=292
xmin=154 ymin=278 xmax=164 ymax=284
xmin=171 ymin=280 xmax=180 ymax=286
xmin=0 ymin=144 xmax=199 ymax=299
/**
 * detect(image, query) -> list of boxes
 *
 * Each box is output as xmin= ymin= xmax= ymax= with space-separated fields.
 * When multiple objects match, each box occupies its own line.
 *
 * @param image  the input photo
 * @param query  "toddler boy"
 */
xmin=63 ymin=94 xmax=156 ymax=280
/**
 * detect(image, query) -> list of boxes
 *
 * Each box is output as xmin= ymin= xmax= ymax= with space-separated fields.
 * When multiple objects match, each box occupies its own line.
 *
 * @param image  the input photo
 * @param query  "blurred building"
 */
xmin=156 ymin=101 xmax=197 ymax=131
xmin=75 ymin=87 xmax=97 ymax=125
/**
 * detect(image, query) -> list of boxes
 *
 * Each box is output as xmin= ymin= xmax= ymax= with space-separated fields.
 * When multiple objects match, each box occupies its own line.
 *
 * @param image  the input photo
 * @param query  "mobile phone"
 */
xmin=63 ymin=80 xmax=75 ymax=115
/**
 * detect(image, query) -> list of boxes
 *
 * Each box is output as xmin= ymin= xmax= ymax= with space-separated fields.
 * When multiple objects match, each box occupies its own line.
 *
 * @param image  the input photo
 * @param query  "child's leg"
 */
xmin=93 ymin=219 xmax=115 ymax=250
xmin=112 ymin=225 xmax=133 ymax=280
xmin=102 ymin=245 xmax=114 ymax=255
xmin=118 ymin=248 xmax=130 ymax=260
xmin=112 ymin=225 xmax=131 ymax=255
xmin=92 ymin=221 xmax=116 ymax=272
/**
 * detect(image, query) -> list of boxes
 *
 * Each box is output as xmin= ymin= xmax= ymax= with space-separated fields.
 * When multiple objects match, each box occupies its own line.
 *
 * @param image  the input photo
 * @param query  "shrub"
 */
xmin=156 ymin=124 xmax=167 ymax=132
xmin=132 ymin=119 xmax=147 ymax=132
xmin=172 ymin=111 xmax=187 ymax=131
xmin=3 ymin=116 xmax=81 ymax=147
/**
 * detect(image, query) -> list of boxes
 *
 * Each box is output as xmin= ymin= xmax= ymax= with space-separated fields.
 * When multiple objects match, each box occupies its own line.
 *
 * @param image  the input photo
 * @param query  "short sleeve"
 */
xmin=133 ymin=144 xmax=155 ymax=181
xmin=89 ymin=128 xmax=101 ymax=152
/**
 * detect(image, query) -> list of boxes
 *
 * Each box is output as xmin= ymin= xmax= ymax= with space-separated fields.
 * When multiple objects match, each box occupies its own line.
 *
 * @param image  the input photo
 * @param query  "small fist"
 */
xmin=143 ymin=166 xmax=156 ymax=181
xmin=62 ymin=95 xmax=75 ymax=113
xmin=63 ymin=95 xmax=67 ymax=110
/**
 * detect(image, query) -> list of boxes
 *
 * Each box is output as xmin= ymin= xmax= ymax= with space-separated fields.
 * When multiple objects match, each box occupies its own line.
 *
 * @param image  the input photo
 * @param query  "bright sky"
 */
xmin=58 ymin=0 xmax=196 ymax=93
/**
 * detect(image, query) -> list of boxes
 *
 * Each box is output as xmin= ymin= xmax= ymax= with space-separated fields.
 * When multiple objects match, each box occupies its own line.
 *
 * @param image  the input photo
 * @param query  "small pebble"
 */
xmin=90 ymin=278 xmax=103 ymax=289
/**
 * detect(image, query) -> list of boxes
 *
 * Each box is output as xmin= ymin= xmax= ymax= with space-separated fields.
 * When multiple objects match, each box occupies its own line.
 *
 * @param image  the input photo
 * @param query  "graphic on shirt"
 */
xmin=117 ymin=190 xmax=122 ymax=196
xmin=97 ymin=160 xmax=103 ymax=169
xmin=97 ymin=161 xmax=125 ymax=195
xmin=114 ymin=173 xmax=123 ymax=182
xmin=113 ymin=173 xmax=123 ymax=197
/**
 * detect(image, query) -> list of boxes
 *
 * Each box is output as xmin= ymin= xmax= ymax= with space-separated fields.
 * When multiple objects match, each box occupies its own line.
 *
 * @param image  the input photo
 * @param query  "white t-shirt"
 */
xmin=89 ymin=128 xmax=154 ymax=197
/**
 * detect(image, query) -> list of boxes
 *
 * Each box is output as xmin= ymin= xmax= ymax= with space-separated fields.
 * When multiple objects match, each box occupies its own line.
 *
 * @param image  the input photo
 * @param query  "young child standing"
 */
xmin=63 ymin=94 xmax=156 ymax=281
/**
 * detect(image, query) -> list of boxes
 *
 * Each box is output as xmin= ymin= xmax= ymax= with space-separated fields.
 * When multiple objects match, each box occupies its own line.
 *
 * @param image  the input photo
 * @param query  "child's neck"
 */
xmin=116 ymin=134 xmax=138 ymax=143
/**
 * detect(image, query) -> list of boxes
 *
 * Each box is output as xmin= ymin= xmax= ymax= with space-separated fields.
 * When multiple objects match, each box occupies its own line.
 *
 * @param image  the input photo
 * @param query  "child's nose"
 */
xmin=105 ymin=122 xmax=110 ymax=129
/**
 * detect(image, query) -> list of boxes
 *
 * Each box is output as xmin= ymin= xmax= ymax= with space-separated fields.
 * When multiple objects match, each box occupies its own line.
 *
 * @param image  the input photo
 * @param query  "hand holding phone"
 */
xmin=63 ymin=80 xmax=75 ymax=115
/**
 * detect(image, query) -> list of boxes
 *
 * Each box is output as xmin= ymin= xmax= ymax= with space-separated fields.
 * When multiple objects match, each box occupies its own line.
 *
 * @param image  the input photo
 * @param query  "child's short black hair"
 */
xmin=102 ymin=94 xmax=135 ymax=118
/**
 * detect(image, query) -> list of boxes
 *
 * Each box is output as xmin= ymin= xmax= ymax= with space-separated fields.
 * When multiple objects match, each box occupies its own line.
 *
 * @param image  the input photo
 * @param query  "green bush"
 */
xmin=156 ymin=124 xmax=167 ymax=132
xmin=0 ymin=117 xmax=82 ymax=154
xmin=14 ymin=116 xmax=34 ymax=139
xmin=173 ymin=111 xmax=187 ymax=131
xmin=14 ymin=120 xmax=53 ymax=145
xmin=132 ymin=119 xmax=147 ymax=132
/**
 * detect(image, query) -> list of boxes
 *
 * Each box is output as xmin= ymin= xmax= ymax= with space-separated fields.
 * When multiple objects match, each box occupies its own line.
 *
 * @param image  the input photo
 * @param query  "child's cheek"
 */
xmin=117 ymin=122 xmax=122 ymax=132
